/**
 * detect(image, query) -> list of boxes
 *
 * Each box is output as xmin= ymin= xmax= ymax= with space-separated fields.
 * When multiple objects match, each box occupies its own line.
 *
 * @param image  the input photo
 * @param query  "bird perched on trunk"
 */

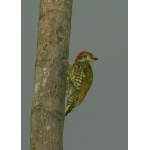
xmin=65 ymin=51 xmax=98 ymax=116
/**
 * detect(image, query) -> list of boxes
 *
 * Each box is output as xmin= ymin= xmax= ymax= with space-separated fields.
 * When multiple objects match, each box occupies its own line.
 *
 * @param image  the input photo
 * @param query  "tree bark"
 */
xmin=30 ymin=0 xmax=73 ymax=150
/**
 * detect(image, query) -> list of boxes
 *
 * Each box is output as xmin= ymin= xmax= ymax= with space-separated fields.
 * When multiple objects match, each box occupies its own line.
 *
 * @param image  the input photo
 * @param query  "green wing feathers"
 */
xmin=65 ymin=62 xmax=93 ymax=116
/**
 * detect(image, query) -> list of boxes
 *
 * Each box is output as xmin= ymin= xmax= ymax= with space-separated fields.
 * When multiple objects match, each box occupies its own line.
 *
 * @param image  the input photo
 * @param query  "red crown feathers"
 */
xmin=75 ymin=51 xmax=92 ymax=61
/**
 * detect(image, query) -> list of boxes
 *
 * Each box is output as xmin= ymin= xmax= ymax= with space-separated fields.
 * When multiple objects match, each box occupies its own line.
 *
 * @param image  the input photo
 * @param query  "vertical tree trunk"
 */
xmin=30 ymin=0 xmax=73 ymax=150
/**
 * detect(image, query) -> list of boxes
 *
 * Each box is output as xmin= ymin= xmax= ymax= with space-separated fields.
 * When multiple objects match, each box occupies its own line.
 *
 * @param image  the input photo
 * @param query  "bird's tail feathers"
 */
xmin=65 ymin=105 xmax=73 ymax=116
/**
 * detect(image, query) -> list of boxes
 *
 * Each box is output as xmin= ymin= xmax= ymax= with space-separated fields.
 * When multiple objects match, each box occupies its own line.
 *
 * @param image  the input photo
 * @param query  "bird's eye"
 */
xmin=83 ymin=55 xmax=87 ymax=58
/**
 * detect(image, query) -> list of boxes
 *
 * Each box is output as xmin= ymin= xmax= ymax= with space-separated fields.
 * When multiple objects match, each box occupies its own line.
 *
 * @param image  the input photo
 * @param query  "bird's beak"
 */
xmin=93 ymin=57 xmax=98 ymax=61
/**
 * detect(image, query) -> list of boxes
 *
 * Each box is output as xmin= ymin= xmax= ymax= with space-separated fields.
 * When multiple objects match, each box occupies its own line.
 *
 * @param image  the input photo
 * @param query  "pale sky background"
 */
xmin=22 ymin=0 xmax=128 ymax=149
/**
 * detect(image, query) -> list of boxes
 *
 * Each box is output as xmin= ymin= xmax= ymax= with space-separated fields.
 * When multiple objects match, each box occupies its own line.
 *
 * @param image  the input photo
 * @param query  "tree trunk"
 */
xmin=30 ymin=0 xmax=73 ymax=150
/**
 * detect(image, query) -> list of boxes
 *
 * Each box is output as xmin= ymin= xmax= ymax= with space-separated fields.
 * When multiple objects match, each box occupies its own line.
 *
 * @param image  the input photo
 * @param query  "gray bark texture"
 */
xmin=30 ymin=0 xmax=73 ymax=150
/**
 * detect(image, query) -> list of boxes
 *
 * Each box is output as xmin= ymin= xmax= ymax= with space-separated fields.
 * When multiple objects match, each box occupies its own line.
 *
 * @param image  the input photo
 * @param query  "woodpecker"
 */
xmin=65 ymin=51 xmax=98 ymax=116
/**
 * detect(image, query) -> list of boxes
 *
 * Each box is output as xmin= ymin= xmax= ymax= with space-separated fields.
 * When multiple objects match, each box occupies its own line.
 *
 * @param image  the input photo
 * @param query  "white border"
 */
xmin=0 ymin=1 xmax=21 ymax=150
xmin=129 ymin=0 xmax=150 ymax=150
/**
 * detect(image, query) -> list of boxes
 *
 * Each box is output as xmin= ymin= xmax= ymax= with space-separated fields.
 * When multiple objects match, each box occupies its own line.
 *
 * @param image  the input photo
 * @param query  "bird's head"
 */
xmin=75 ymin=51 xmax=98 ymax=63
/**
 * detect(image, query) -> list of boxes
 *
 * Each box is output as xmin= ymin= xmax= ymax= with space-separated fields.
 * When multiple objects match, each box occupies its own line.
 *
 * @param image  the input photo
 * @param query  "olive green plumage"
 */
xmin=65 ymin=51 xmax=98 ymax=116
